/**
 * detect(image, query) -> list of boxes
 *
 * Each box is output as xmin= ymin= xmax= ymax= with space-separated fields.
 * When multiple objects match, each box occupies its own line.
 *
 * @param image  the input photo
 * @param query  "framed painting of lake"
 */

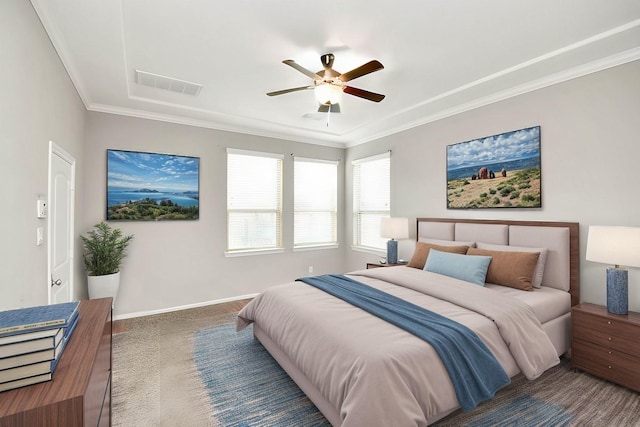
xmin=446 ymin=126 xmax=541 ymax=209
xmin=107 ymin=149 xmax=200 ymax=220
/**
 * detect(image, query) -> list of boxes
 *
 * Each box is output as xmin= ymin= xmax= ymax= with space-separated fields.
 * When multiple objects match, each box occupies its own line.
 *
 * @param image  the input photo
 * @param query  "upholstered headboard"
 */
xmin=416 ymin=218 xmax=580 ymax=306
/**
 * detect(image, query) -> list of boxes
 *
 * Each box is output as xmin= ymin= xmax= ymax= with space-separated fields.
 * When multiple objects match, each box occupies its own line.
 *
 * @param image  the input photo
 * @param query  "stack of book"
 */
xmin=0 ymin=301 xmax=80 ymax=393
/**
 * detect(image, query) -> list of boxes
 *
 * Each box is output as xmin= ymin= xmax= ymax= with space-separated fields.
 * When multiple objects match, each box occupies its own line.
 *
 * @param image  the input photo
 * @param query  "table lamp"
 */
xmin=586 ymin=226 xmax=640 ymax=315
xmin=380 ymin=217 xmax=409 ymax=264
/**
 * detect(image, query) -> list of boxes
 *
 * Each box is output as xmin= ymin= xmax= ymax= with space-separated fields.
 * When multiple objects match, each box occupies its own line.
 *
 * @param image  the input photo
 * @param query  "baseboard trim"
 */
xmin=112 ymin=293 xmax=258 ymax=321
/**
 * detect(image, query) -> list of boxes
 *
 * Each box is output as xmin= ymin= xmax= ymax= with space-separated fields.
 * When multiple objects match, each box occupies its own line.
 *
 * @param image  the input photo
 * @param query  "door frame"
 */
xmin=47 ymin=141 xmax=76 ymax=304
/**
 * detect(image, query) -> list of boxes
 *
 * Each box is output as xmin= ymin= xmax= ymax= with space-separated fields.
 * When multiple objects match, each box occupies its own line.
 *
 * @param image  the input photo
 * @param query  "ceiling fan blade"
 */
xmin=267 ymin=86 xmax=313 ymax=97
xmin=282 ymin=60 xmax=318 ymax=80
xmin=339 ymin=60 xmax=384 ymax=82
xmin=343 ymin=86 xmax=385 ymax=102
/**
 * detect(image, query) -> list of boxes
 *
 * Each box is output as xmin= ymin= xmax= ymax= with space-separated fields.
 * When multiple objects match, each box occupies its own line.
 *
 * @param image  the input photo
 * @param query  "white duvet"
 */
xmin=237 ymin=266 xmax=559 ymax=426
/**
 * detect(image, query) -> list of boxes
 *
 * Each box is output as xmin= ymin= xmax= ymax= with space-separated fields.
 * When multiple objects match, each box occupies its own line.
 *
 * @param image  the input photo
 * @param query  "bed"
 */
xmin=236 ymin=218 xmax=580 ymax=426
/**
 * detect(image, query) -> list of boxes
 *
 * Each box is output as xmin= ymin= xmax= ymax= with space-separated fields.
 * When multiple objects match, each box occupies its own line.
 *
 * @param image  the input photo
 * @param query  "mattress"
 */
xmin=485 ymin=283 xmax=571 ymax=324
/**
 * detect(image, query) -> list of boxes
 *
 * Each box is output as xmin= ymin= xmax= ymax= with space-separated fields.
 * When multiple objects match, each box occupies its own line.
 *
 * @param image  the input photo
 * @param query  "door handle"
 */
xmin=51 ymin=276 xmax=62 ymax=287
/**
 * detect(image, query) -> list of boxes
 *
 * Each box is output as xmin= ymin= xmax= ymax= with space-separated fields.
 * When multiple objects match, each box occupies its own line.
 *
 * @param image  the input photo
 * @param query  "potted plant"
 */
xmin=81 ymin=221 xmax=134 ymax=304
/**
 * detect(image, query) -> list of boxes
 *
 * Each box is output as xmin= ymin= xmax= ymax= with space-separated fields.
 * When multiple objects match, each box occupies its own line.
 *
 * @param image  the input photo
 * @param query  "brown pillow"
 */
xmin=466 ymin=248 xmax=540 ymax=291
xmin=407 ymin=242 xmax=470 ymax=269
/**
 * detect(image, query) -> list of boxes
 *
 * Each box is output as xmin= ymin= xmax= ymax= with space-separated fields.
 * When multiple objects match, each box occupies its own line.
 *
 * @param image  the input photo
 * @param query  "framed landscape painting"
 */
xmin=446 ymin=126 xmax=541 ymax=209
xmin=107 ymin=149 xmax=199 ymax=220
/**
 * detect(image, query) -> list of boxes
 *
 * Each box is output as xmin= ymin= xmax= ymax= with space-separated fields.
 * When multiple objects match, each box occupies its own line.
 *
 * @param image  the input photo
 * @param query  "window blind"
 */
xmin=294 ymin=157 xmax=338 ymax=248
xmin=353 ymin=152 xmax=390 ymax=251
xmin=227 ymin=149 xmax=283 ymax=252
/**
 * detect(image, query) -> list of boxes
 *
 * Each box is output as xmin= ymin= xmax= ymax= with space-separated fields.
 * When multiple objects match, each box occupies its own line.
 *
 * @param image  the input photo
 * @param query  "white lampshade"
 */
xmin=586 ymin=226 xmax=640 ymax=268
xmin=314 ymin=83 xmax=343 ymax=105
xmin=380 ymin=217 xmax=409 ymax=240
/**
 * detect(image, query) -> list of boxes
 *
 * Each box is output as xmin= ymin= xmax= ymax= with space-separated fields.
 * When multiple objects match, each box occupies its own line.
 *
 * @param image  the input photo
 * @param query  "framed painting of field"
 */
xmin=446 ymin=126 xmax=541 ymax=209
xmin=107 ymin=149 xmax=200 ymax=220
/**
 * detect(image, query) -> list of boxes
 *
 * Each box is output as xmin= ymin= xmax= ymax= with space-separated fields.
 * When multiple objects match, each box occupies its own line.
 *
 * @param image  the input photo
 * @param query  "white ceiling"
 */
xmin=31 ymin=0 xmax=640 ymax=148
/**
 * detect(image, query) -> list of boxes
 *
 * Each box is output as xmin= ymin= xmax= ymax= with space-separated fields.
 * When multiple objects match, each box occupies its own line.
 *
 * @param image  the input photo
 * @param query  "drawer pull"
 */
xmin=607 ymin=321 xmax=612 ymax=325
xmin=608 ymin=351 xmax=612 ymax=355
xmin=608 ymin=337 xmax=612 ymax=341
xmin=608 ymin=365 xmax=612 ymax=369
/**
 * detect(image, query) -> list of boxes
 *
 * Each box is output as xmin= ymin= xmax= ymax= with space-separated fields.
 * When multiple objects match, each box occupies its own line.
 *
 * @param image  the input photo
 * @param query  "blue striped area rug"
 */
xmin=194 ymin=324 xmax=330 ymax=427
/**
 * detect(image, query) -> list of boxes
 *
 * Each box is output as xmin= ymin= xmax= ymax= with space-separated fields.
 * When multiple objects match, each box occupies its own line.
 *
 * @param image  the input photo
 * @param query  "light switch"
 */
xmin=37 ymin=199 xmax=47 ymax=218
xmin=37 ymin=227 xmax=44 ymax=246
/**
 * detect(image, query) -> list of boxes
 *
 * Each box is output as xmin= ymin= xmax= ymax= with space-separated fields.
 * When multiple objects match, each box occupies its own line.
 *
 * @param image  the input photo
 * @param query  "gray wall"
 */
xmin=3 ymin=0 xmax=639 ymax=317
xmin=84 ymin=113 xmax=345 ymax=316
xmin=0 ymin=1 xmax=86 ymax=310
xmin=345 ymin=60 xmax=640 ymax=312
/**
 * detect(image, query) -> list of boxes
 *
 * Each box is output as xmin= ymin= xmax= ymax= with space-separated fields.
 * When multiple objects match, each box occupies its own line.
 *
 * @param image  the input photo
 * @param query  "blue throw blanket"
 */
xmin=296 ymin=274 xmax=510 ymax=411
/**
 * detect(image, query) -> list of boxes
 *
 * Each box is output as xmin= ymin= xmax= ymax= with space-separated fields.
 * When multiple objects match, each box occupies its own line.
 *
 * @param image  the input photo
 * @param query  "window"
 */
xmin=294 ymin=157 xmax=338 ymax=249
xmin=227 ymin=149 xmax=283 ymax=254
xmin=353 ymin=152 xmax=390 ymax=251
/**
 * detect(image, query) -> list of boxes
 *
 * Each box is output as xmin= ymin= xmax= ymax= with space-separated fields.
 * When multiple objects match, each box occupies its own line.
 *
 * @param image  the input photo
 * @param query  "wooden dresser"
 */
xmin=571 ymin=302 xmax=640 ymax=392
xmin=0 ymin=298 xmax=112 ymax=427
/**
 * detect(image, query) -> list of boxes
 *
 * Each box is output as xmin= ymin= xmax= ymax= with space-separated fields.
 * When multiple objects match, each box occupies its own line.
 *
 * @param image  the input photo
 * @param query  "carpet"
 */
xmin=112 ymin=304 xmax=640 ymax=427
xmin=194 ymin=325 xmax=330 ymax=427
xmin=434 ymin=356 xmax=640 ymax=427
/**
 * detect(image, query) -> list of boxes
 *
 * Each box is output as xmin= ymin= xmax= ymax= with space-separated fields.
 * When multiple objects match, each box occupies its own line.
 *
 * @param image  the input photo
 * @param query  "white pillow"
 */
xmin=419 ymin=237 xmax=477 ymax=248
xmin=476 ymin=242 xmax=548 ymax=288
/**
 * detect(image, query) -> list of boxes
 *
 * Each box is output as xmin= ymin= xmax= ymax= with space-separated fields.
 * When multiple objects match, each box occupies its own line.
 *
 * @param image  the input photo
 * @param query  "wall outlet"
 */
xmin=308 ymin=266 xmax=314 ymax=273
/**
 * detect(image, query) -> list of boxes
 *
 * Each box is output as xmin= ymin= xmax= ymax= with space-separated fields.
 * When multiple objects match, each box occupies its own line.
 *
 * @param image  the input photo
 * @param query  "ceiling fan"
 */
xmin=267 ymin=53 xmax=385 ymax=113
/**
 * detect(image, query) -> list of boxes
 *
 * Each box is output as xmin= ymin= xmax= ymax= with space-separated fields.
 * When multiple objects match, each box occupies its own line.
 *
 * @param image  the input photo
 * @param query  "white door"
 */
xmin=48 ymin=141 xmax=75 ymax=304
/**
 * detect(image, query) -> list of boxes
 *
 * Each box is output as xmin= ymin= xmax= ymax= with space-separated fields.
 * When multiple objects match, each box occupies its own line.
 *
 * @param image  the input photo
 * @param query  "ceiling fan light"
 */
xmin=314 ymin=84 xmax=343 ymax=105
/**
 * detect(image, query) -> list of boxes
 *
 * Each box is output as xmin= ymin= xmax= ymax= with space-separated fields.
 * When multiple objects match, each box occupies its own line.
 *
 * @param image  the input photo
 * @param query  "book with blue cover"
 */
xmin=0 ymin=310 xmax=79 ymax=370
xmin=0 ymin=301 xmax=79 ymax=338
xmin=0 ymin=326 xmax=63 ymax=346
xmin=0 ymin=307 xmax=80 ymax=391
xmin=0 ymin=372 xmax=52 ymax=393
xmin=0 ymin=360 xmax=52 ymax=384
xmin=0 ymin=328 xmax=63 ymax=360
xmin=51 ymin=309 xmax=79 ymax=371
xmin=0 ymin=346 xmax=60 ymax=371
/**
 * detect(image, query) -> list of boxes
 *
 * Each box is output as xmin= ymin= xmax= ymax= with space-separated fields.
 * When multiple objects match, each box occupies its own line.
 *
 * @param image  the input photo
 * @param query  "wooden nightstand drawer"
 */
xmin=572 ymin=339 xmax=640 ymax=391
xmin=573 ymin=321 xmax=640 ymax=354
xmin=573 ymin=309 xmax=640 ymax=343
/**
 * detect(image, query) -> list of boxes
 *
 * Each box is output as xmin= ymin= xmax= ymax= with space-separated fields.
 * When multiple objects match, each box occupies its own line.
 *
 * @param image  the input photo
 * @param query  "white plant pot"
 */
xmin=88 ymin=272 xmax=120 ymax=305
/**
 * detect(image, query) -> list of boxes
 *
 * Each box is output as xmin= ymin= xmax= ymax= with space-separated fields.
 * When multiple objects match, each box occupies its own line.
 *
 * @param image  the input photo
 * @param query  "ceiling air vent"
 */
xmin=135 ymin=70 xmax=203 ymax=96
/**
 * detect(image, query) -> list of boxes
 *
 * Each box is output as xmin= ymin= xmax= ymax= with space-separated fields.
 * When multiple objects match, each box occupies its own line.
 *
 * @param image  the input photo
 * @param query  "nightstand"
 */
xmin=366 ymin=262 xmax=406 ymax=269
xmin=571 ymin=303 xmax=640 ymax=392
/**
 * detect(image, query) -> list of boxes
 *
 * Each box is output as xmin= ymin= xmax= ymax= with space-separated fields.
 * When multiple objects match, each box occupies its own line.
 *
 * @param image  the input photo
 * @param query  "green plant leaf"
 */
xmin=81 ymin=222 xmax=134 ymax=276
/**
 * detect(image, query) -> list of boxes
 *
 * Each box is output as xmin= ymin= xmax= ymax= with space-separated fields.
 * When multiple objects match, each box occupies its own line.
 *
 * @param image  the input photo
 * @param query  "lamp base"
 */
xmin=606 ymin=267 xmax=628 ymax=315
xmin=387 ymin=239 xmax=398 ymax=265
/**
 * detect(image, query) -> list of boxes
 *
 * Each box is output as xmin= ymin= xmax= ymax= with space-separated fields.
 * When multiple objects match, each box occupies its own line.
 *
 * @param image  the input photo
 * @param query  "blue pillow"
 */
xmin=424 ymin=249 xmax=492 ymax=286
